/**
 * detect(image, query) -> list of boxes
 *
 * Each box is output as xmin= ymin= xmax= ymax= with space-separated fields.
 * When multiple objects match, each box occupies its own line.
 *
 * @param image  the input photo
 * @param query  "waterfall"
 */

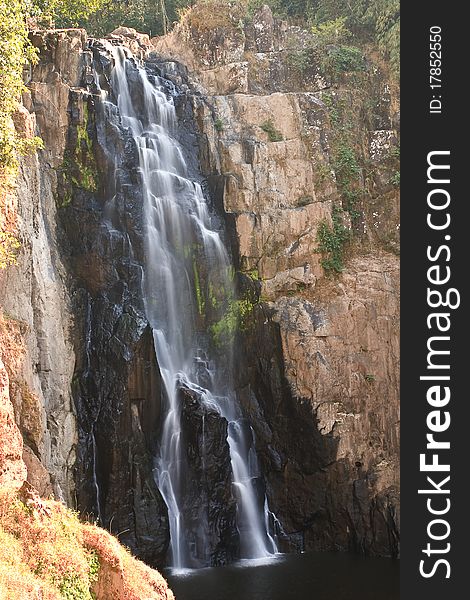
xmin=92 ymin=43 xmax=277 ymax=568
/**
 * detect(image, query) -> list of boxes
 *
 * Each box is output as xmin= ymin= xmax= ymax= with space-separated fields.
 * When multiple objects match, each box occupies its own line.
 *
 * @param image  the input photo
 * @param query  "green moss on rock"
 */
xmin=210 ymin=297 xmax=257 ymax=347
xmin=58 ymin=101 xmax=99 ymax=207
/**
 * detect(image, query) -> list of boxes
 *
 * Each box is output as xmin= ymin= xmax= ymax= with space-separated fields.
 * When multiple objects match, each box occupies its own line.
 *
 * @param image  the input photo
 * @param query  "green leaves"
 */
xmin=311 ymin=16 xmax=350 ymax=45
xmin=32 ymin=0 xmax=107 ymax=27
xmin=72 ymin=0 xmax=191 ymax=37
xmin=316 ymin=206 xmax=350 ymax=273
xmin=366 ymin=0 xmax=399 ymax=73
xmin=334 ymin=143 xmax=361 ymax=187
xmin=260 ymin=120 xmax=284 ymax=142
xmin=0 ymin=0 xmax=37 ymax=178
xmin=325 ymin=45 xmax=365 ymax=73
xmin=265 ymin=0 xmax=400 ymax=75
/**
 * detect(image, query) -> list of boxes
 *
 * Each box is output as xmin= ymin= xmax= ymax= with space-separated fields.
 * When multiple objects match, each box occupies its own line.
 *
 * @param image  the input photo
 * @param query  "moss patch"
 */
xmin=260 ymin=119 xmax=284 ymax=142
xmin=210 ymin=298 xmax=256 ymax=347
xmin=193 ymin=260 xmax=205 ymax=316
xmin=74 ymin=105 xmax=99 ymax=192
xmin=59 ymin=102 xmax=99 ymax=207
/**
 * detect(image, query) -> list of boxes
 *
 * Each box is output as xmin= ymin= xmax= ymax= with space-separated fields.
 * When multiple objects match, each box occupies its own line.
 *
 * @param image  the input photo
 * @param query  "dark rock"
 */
xmin=57 ymin=43 xmax=242 ymax=568
xmin=51 ymin=45 xmax=172 ymax=566
xmin=179 ymin=384 xmax=240 ymax=566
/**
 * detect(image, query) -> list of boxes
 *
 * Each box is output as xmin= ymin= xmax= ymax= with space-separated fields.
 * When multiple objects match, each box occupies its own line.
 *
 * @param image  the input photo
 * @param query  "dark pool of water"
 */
xmin=165 ymin=552 xmax=400 ymax=600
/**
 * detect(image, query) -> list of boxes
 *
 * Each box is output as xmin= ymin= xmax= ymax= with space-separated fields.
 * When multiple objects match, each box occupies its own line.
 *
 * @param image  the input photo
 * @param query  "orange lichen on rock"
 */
xmin=0 ymin=358 xmax=27 ymax=493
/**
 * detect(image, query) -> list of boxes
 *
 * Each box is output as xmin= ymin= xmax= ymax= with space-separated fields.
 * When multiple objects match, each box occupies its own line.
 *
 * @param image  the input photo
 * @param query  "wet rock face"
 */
xmin=179 ymin=385 xmax=240 ymax=566
xmin=59 ymin=46 xmax=173 ymax=564
xmin=52 ymin=37 xmax=243 ymax=567
xmin=73 ymin=296 xmax=170 ymax=565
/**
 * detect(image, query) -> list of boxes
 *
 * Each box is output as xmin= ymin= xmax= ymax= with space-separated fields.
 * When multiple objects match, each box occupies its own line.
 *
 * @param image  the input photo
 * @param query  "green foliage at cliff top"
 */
xmin=249 ymin=0 xmax=399 ymax=73
xmin=56 ymin=0 xmax=191 ymax=37
xmin=0 ymin=1 xmax=36 ymax=269
xmin=32 ymin=0 xmax=107 ymax=26
xmin=0 ymin=0 xmax=38 ymax=180
xmin=28 ymin=0 xmax=399 ymax=71
xmin=287 ymin=0 xmax=399 ymax=73
xmin=0 ymin=0 xmax=99 ymax=185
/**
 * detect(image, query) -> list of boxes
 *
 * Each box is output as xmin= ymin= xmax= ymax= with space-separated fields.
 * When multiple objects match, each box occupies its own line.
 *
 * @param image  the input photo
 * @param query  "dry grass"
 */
xmin=0 ymin=526 xmax=61 ymax=599
xmin=183 ymin=0 xmax=246 ymax=31
xmin=0 ymin=491 xmax=173 ymax=600
xmin=0 ymin=491 xmax=96 ymax=599
xmin=119 ymin=551 xmax=174 ymax=600
xmin=83 ymin=524 xmax=174 ymax=599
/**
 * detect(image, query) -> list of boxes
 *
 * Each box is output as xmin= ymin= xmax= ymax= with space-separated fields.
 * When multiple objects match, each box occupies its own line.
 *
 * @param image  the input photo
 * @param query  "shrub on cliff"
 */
xmin=292 ymin=0 xmax=399 ymax=73
xmin=316 ymin=206 xmax=350 ymax=273
xmin=0 ymin=1 xmax=40 ymax=182
xmin=249 ymin=0 xmax=399 ymax=74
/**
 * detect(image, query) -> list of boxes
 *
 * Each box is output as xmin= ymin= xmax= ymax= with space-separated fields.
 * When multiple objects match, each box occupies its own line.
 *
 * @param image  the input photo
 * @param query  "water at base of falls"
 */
xmin=166 ymin=553 xmax=400 ymax=600
xmin=92 ymin=42 xmax=278 ymax=568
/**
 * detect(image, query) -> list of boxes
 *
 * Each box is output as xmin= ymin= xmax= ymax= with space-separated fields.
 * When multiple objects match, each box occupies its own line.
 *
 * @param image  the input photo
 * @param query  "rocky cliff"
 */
xmin=153 ymin=2 xmax=400 ymax=557
xmin=0 ymin=0 xmax=399 ymax=574
xmin=0 ymin=28 xmax=172 ymax=567
xmin=0 ymin=297 xmax=173 ymax=599
xmin=0 ymin=30 xmax=81 ymax=504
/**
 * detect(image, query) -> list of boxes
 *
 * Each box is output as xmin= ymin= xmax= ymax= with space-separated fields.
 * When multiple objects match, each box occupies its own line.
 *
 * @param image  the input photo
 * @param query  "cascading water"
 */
xmin=92 ymin=42 xmax=277 ymax=568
